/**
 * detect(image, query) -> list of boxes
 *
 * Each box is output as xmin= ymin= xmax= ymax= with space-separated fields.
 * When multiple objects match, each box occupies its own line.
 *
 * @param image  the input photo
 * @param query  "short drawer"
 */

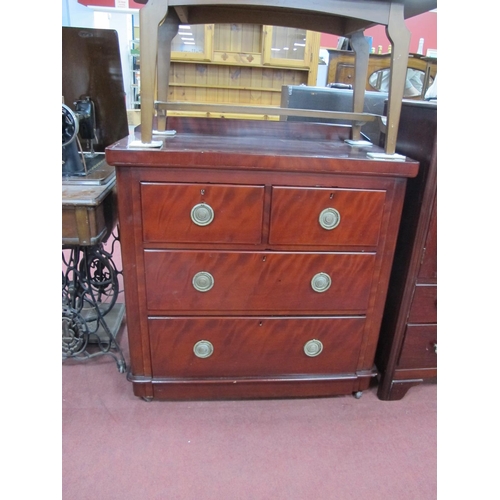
xmin=269 ymin=186 xmax=386 ymax=247
xmin=144 ymin=250 xmax=376 ymax=314
xmin=408 ymin=285 xmax=437 ymax=323
xmin=141 ymin=182 xmax=265 ymax=244
xmin=149 ymin=316 xmax=365 ymax=377
xmin=398 ymin=325 xmax=437 ymax=370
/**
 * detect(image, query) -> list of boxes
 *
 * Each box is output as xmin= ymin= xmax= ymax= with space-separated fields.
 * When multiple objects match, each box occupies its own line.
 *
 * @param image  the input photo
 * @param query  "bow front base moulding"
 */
xmin=105 ymin=118 xmax=419 ymax=401
xmin=133 ymin=0 xmax=436 ymax=155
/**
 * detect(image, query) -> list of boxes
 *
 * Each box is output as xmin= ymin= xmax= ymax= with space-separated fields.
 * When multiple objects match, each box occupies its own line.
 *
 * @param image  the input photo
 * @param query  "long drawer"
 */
xmin=144 ymin=250 xmax=376 ymax=313
xmin=149 ymin=316 xmax=365 ymax=377
xmin=269 ymin=186 xmax=386 ymax=247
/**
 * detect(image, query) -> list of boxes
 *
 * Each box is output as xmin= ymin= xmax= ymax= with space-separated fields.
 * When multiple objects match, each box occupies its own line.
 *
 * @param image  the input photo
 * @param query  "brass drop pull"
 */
xmin=319 ymin=208 xmax=341 ymax=230
xmin=434 ymin=343 xmax=437 ymax=354
xmin=311 ymin=272 xmax=331 ymax=293
xmin=192 ymin=271 xmax=214 ymax=292
xmin=191 ymin=203 xmax=214 ymax=226
xmin=304 ymin=339 xmax=323 ymax=357
xmin=193 ymin=340 xmax=214 ymax=358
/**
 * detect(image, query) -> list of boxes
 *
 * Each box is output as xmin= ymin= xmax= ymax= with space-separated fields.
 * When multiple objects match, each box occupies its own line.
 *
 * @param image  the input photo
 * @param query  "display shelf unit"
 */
xmin=130 ymin=23 xmax=320 ymax=120
xmin=129 ymin=38 xmax=141 ymax=108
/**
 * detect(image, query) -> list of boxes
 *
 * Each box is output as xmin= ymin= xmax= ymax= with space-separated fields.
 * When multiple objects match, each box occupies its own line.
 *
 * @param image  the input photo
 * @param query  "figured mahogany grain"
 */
xmin=269 ymin=186 xmax=386 ymax=247
xmin=144 ymin=250 xmax=375 ymax=314
xmin=141 ymin=182 xmax=265 ymax=244
xmin=106 ymin=118 xmax=417 ymax=400
xmin=149 ymin=316 xmax=365 ymax=377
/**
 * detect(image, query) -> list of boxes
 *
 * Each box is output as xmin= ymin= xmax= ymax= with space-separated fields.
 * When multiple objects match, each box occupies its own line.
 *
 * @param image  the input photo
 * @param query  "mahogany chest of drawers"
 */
xmin=106 ymin=118 xmax=418 ymax=401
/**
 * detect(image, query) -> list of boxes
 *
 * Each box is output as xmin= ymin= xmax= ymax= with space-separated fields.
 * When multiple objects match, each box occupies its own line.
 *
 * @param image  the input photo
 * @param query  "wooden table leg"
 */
xmin=156 ymin=9 xmax=180 ymax=133
xmin=350 ymin=31 xmax=370 ymax=143
xmin=383 ymin=1 xmax=410 ymax=155
xmin=139 ymin=0 xmax=169 ymax=144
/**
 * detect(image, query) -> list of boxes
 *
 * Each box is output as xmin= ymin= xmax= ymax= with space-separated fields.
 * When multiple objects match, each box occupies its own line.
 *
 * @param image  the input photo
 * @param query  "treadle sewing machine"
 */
xmin=62 ymin=27 xmax=129 ymax=372
xmin=105 ymin=0 xmax=437 ymax=401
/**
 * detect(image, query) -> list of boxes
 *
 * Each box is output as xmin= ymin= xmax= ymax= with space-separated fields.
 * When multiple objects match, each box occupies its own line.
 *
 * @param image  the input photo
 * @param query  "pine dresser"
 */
xmin=106 ymin=118 xmax=418 ymax=401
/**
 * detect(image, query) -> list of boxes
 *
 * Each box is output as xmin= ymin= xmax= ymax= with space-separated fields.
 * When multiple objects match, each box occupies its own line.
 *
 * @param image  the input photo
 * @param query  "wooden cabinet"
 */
xmin=106 ymin=118 xmax=418 ymax=401
xmin=132 ymin=23 xmax=320 ymax=119
xmin=375 ymin=100 xmax=437 ymax=400
xmin=171 ymin=24 xmax=213 ymax=61
xmin=327 ymin=49 xmax=437 ymax=99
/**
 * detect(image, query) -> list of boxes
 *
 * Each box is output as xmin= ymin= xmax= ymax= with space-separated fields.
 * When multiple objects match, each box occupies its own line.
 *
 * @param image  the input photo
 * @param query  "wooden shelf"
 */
xmin=168 ymin=58 xmax=312 ymax=71
xmin=169 ymin=82 xmax=283 ymax=93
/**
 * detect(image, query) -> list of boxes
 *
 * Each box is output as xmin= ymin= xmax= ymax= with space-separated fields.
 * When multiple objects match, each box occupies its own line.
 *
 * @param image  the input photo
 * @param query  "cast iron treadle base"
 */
xmin=62 ymin=230 xmax=126 ymax=373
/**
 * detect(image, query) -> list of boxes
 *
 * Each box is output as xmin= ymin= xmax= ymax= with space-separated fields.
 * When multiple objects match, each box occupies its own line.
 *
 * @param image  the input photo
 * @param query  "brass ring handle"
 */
xmin=311 ymin=272 xmax=331 ymax=293
xmin=304 ymin=339 xmax=323 ymax=357
xmin=433 ymin=343 xmax=437 ymax=354
xmin=192 ymin=271 xmax=214 ymax=292
xmin=319 ymin=208 xmax=341 ymax=230
xmin=193 ymin=340 xmax=214 ymax=358
xmin=191 ymin=203 xmax=214 ymax=226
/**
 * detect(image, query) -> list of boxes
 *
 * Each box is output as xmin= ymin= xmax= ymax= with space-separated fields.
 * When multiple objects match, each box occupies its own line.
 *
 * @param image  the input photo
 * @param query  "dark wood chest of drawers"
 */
xmin=375 ymin=100 xmax=437 ymax=400
xmin=106 ymin=118 xmax=418 ymax=401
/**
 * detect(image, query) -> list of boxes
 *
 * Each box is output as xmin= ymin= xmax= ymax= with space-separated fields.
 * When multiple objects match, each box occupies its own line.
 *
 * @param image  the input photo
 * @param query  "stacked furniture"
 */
xmin=106 ymin=0 xmax=436 ymax=401
xmin=107 ymin=118 xmax=418 ymax=400
xmin=133 ymin=0 xmax=437 ymax=154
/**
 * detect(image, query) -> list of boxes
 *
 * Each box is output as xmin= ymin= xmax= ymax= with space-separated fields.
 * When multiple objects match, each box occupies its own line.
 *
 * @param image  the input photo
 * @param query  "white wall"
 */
xmin=62 ymin=0 xmax=95 ymax=28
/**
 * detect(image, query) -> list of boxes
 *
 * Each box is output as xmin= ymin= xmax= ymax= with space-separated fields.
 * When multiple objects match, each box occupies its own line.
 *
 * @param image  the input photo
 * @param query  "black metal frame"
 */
xmin=62 ymin=229 xmax=126 ymax=373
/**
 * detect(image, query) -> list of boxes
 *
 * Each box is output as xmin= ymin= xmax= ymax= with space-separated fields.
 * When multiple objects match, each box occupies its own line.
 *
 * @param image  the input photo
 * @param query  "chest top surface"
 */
xmin=106 ymin=118 xmax=418 ymax=178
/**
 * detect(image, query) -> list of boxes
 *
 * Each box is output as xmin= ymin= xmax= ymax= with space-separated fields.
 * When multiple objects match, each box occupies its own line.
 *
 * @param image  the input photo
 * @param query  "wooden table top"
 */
xmin=62 ymin=173 xmax=116 ymax=207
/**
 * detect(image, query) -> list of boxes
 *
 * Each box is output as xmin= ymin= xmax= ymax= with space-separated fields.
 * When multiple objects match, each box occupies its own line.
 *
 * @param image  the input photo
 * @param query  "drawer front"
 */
xmin=398 ymin=325 xmax=437 ymax=369
xmin=149 ymin=317 xmax=365 ymax=377
xmin=144 ymin=250 xmax=376 ymax=313
xmin=408 ymin=285 xmax=437 ymax=323
xmin=269 ymin=187 xmax=386 ymax=247
xmin=141 ymin=182 xmax=265 ymax=244
xmin=418 ymin=197 xmax=437 ymax=280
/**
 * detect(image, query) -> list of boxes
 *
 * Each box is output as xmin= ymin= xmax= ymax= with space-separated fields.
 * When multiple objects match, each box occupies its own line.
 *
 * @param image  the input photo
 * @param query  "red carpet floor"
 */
xmin=62 ymin=325 xmax=437 ymax=500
